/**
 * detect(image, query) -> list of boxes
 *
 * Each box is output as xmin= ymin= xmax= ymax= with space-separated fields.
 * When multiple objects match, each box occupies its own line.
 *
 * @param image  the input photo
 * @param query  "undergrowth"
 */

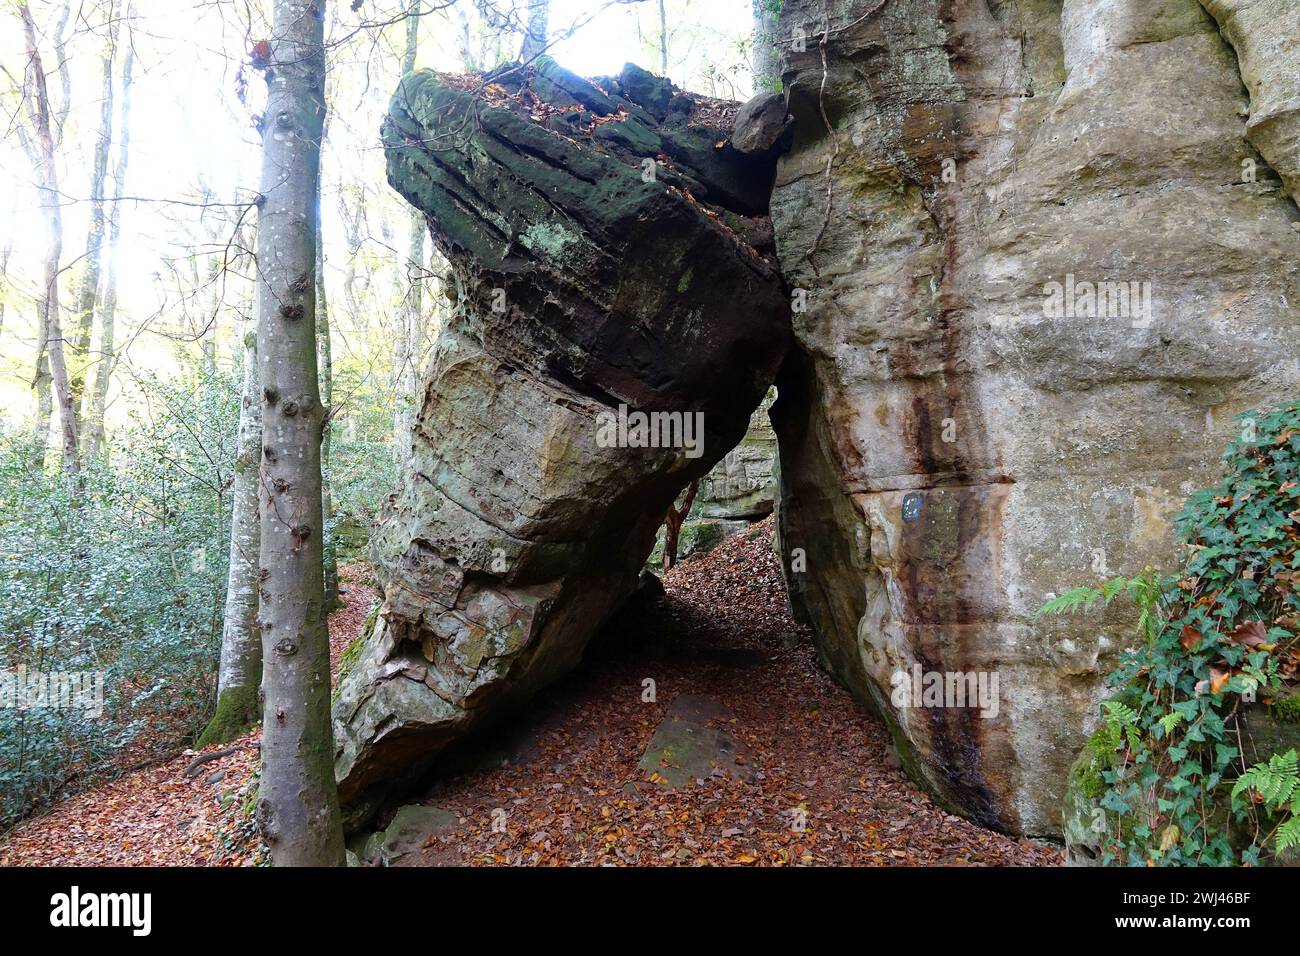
xmin=1043 ymin=400 xmax=1300 ymax=865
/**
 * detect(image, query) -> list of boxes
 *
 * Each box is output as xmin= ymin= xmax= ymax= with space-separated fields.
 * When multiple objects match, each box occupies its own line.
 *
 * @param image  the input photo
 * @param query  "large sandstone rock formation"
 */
xmin=332 ymin=59 xmax=790 ymax=824
xmin=770 ymin=0 xmax=1300 ymax=835
xmin=695 ymin=390 xmax=778 ymax=521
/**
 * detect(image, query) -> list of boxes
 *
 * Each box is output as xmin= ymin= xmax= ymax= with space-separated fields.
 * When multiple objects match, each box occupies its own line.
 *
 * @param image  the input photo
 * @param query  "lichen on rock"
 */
xmin=331 ymin=58 xmax=791 ymax=826
xmin=769 ymin=0 xmax=1300 ymax=836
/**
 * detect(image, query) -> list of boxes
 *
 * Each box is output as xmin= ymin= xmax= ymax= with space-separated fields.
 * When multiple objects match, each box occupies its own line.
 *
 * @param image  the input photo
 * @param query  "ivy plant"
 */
xmin=1043 ymin=400 xmax=1300 ymax=865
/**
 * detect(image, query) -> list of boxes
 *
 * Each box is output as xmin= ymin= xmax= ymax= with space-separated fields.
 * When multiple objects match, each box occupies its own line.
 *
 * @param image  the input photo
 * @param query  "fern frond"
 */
xmin=1276 ymin=816 xmax=1300 ymax=855
xmin=1100 ymin=577 xmax=1129 ymax=605
xmin=1039 ymin=586 xmax=1103 ymax=617
xmin=1232 ymin=749 xmax=1299 ymax=807
xmin=1103 ymin=700 xmax=1138 ymax=727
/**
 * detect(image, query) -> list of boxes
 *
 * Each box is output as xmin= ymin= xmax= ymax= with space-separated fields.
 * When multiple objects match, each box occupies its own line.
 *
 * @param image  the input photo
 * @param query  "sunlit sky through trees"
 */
xmin=0 ymin=0 xmax=751 ymax=428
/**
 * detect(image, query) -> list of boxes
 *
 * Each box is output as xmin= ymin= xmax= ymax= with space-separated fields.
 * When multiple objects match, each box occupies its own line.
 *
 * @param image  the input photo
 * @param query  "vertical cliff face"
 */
xmin=769 ymin=0 xmax=1300 ymax=834
xmin=1200 ymin=0 xmax=1300 ymax=204
xmin=331 ymin=59 xmax=790 ymax=824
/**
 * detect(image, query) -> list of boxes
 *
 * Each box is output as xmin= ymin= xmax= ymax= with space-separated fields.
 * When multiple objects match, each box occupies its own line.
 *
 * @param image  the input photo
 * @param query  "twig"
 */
xmin=182 ymin=744 xmax=259 ymax=778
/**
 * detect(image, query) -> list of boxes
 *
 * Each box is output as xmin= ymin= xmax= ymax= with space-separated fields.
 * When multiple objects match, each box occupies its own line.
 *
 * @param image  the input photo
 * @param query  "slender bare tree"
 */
xmin=198 ymin=300 xmax=262 ymax=747
xmin=662 ymin=478 xmax=699 ymax=571
xmin=393 ymin=0 xmax=424 ymax=462
xmin=317 ymin=191 xmax=339 ymax=609
xmin=0 ymin=235 xmax=11 ymax=343
xmin=252 ymin=0 xmax=344 ymax=867
xmin=657 ymin=0 xmax=667 ymax=75
xmin=69 ymin=1 xmax=119 ymax=428
xmin=18 ymin=0 xmax=80 ymax=484
xmin=518 ymin=0 xmax=549 ymax=61
xmin=83 ymin=0 xmax=135 ymax=464
xmin=31 ymin=312 xmax=51 ymax=471
xmin=751 ymin=0 xmax=779 ymax=92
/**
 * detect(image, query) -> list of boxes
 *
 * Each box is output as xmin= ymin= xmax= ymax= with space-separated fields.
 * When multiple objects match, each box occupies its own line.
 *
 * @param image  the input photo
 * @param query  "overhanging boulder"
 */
xmin=332 ymin=59 xmax=790 ymax=825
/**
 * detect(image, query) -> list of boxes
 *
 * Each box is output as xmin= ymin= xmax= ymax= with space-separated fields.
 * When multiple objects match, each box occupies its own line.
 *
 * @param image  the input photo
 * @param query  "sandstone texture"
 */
xmin=769 ymin=0 xmax=1300 ymax=835
xmin=695 ymin=389 xmax=778 ymax=521
xmin=1200 ymin=0 xmax=1300 ymax=203
xmin=332 ymin=59 xmax=790 ymax=825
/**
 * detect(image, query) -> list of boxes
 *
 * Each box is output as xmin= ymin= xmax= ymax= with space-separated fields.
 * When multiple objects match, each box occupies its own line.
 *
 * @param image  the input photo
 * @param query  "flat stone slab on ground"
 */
xmin=638 ymin=694 xmax=754 ymax=787
xmin=380 ymin=804 xmax=459 ymax=864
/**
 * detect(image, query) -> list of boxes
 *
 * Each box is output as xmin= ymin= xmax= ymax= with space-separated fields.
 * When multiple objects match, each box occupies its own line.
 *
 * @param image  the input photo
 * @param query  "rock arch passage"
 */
xmin=335 ymin=0 xmax=1300 ymax=837
xmin=332 ymin=59 xmax=790 ymax=827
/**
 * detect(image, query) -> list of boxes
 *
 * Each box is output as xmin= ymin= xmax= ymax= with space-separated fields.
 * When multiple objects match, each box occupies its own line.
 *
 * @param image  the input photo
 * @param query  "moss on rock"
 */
xmin=1269 ymin=690 xmax=1300 ymax=724
xmin=196 ymin=683 xmax=260 ymax=749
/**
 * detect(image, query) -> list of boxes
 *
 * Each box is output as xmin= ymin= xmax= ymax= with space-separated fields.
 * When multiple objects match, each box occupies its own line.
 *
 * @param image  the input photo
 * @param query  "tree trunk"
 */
xmin=0 ymin=238 xmax=12 ymax=343
xmin=19 ymin=0 xmax=80 ymax=486
xmin=394 ymin=3 xmax=424 ymax=462
xmin=452 ymin=3 xmax=478 ymax=72
xmin=252 ymin=0 xmax=343 ymax=867
xmin=751 ymin=0 xmax=780 ymax=93
xmin=85 ymin=4 xmax=135 ymax=465
xmin=393 ymin=239 xmax=423 ymax=461
xmin=69 ymin=1 xmax=118 ymax=428
xmin=316 ymin=193 xmax=339 ymax=610
xmin=658 ymin=0 xmax=668 ymax=76
xmin=338 ymin=190 xmax=364 ymax=325
xmin=662 ymin=478 xmax=699 ymax=572
xmin=31 ymin=302 xmax=51 ymax=472
xmin=198 ymin=308 xmax=262 ymax=748
xmin=519 ymin=0 xmax=549 ymax=62
xmin=402 ymin=0 xmax=419 ymax=74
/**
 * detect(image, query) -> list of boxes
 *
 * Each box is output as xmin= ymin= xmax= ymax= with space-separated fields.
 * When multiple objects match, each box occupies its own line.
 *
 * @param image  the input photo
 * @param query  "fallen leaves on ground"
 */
xmin=398 ymin=519 xmax=1062 ymax=868
xmin=0 ymin=567 xmax=379 ymax=867
xmin=1 ymin=534 xmax=1062 ymax=867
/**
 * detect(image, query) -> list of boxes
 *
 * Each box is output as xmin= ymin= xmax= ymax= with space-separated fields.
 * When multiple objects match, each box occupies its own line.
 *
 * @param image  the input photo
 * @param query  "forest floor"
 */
xmin=0 ymin=521 xmax=1061 ymax=867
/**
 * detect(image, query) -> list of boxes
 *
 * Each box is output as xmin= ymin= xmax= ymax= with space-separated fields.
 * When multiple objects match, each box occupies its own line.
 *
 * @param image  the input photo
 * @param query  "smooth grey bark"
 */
xmin=31 ymin=302 xmax=51 ymax=472
xmin=70 ymin=1 xmax=118 ymax=427
xmin=198 ymin=307 xmax=262 ymax=748
xmin=518 ymin=0 xmax=549 ymax=61
xmin=402 ymin=0 xmax=419 ymax=74
xmin=393 ymin=233 xmax=424 ymax=461
xmin=394 ymin=2 xmax=424 ymax=462
xmin=338 ymin=190 xmax=364 ymax=324
xmin=252 ymin=0 xmax=343 ymax=867
xmin=657 ymin=0 xmax=668 ymax=75
xmin=49 ymin=0 xmax=71 ymax=144
xmin=452 ymin=3 xmax=478 ymax=71
xmin=316 ymin=188 xmax=338 ymax=609
xmin=19 ymin=0 xmax=80 ymax=484
xmin=84 ymin=8 xmax=134 ymax=464
xmin=0 ymin=237 xmax=11 ymax=343
xmin=751 ymin=0 xmax=780 ymax=92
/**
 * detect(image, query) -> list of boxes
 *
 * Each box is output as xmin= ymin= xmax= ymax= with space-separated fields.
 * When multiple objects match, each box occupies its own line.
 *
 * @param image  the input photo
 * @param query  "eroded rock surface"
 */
xmin=332 ymin=59 xmax=790 ymax=824
xmin=1200 ymin=0 xmax=1300 ymax=203
xmin=695 ymin=389 xmax=778 ymax=521
xmin=770 ymin=0 xmax=1300 ymax=834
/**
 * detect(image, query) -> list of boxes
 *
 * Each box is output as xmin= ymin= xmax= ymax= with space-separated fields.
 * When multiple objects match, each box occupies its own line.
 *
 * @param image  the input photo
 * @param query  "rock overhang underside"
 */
xmin=332 ymin=57 xmax=792 ymax=827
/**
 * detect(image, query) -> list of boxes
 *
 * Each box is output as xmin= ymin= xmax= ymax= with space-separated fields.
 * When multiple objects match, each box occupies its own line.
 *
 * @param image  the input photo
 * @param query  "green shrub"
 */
xmin=1043 ymin=400 xmax=1300 ymax=865
xmin=0 ymin=369 xmax=239 ymax=826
